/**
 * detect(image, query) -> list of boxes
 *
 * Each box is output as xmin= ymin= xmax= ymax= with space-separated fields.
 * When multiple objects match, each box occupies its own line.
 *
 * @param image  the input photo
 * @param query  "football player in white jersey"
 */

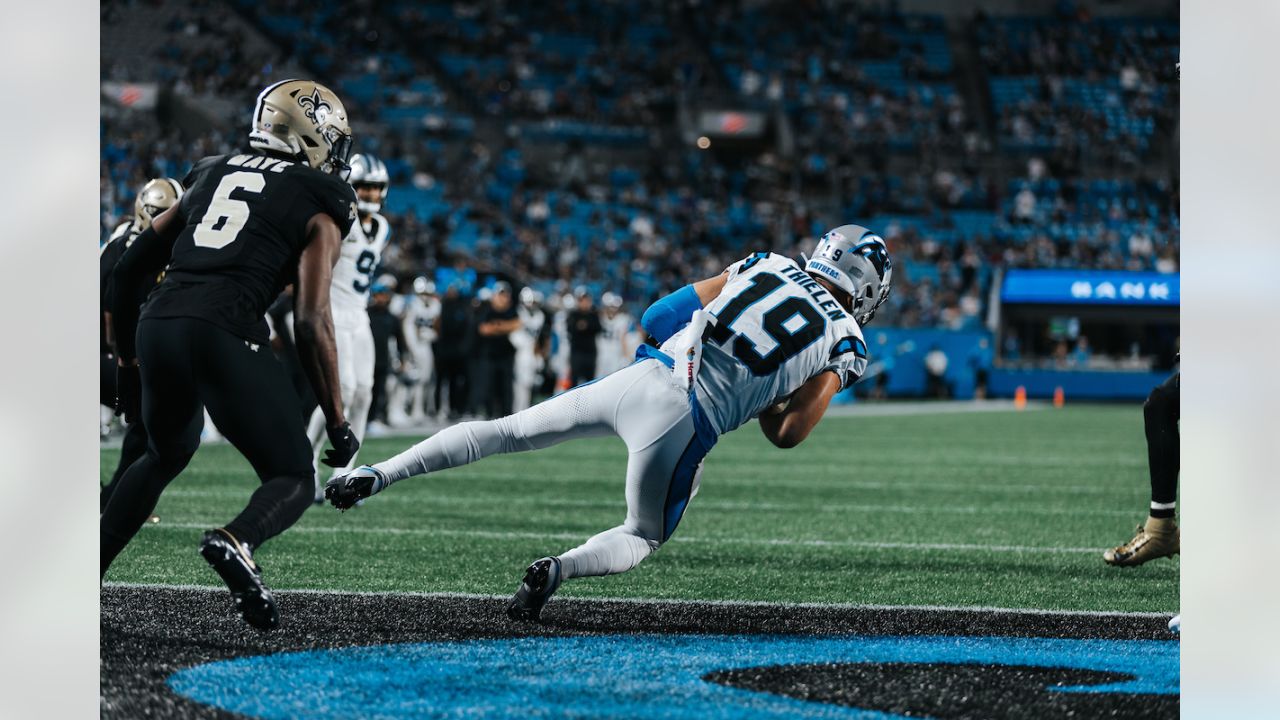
xmin=512 ymin=287 xmax=548 ymax=412
xmin=400 ymin=276 xmax=441 ymax=423
xmin=326 ymin=225 xmax=892 ymax=621
xmin=304 ymin=153 xmax=391 ymax=501
xmin=595 ymin=292 xmax=634 ymax=377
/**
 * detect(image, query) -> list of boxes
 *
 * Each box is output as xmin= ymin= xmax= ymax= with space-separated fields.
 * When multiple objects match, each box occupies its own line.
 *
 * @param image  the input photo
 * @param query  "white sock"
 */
xmin=373 ymin=416 xmax=531 ymax=484
xmin=559 ymin=526 xmax=658 ymax=578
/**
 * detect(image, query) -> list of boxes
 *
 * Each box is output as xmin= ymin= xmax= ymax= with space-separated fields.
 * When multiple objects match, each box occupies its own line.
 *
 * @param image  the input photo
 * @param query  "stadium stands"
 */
xmin=100 ymin=0 xmax=1178 ymax=334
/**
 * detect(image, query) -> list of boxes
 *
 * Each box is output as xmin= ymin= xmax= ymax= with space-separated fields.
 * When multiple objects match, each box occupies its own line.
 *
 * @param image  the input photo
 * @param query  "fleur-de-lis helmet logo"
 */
xmin=297 ymin=89 xmax=332 ymax=126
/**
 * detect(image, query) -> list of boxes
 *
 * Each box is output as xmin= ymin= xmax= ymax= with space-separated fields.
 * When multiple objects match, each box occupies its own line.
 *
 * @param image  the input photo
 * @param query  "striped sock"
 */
xmin=1149 ymin=500 xmax=1176 ymax=519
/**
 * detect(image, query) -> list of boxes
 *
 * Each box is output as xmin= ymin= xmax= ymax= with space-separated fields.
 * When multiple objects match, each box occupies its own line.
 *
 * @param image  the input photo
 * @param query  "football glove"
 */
xmin=115 ymin=363 xmax=142 ymax=424
xmin=325 ymin=465 xmax=387 ymax=510
xmin=322 ymin=421 xmax=361 ymax=468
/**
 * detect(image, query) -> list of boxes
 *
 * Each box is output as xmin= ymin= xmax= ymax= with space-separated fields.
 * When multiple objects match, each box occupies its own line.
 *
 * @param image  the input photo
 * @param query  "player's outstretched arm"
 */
xmin=758 ymin=371 xmax=842 ymax=449
xmin=295 ymin=212 xmax=356 ymax=467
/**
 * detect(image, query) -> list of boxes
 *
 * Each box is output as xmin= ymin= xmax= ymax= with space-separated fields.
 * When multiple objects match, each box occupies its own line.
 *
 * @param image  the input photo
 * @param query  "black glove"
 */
xmin=322 ymin=421 xmax=360 ymax=468
xmin=115 ymin=363 xmax=142 ymax=425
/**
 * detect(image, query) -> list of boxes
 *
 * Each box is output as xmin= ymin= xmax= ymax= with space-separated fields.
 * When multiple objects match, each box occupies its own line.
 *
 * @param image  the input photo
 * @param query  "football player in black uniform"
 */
xmin=103 ymin=79 xmax=361 ymax=630
xmin=1104 ymin=370 xmax=1180 ymax=566
xmin=100 ymin=178 xmax=183 ymax=511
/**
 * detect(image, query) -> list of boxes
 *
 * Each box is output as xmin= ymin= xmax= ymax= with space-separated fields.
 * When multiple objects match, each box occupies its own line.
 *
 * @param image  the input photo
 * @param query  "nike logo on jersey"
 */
xmin=778 ymin=265 xmax=847 ymax=321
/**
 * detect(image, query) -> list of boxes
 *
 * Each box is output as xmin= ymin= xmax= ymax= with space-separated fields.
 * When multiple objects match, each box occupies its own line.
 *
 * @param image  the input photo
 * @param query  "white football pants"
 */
xmin=306 ymin=311 xmax=375 ymax=488
xmin=512 ymin=344 xmax=540 ymax=413
xmin=407 ymin=341 xmax=434 ymax=420
xmin=373 ymin=359 xmax=714 ymax=579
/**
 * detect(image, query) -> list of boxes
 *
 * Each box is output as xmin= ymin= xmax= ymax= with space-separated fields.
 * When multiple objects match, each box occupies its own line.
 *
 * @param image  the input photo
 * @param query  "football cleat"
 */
xmin=507 ymin=557 xmax=563 ymax=622
xmin=1168 ymin=614 xmax=1180 ymax=634
xmin=325 ymin=465 xmax=387 ymax=510
xmin=198 ymin=529 xmax=278 ymax=630
xmin=1103 ymin=517 xmax=1179 ymax=567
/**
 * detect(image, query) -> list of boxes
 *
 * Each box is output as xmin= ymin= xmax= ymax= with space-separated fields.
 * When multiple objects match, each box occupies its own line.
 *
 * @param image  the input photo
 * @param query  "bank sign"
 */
xmin=1001 ymin=270 xmax=1179 ymax=306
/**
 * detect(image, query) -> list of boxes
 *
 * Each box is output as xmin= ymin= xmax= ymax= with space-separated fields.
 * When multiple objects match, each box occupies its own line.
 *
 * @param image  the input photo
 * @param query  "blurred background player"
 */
xmin=398 ymin=276 xmax=440 ymax=424
xmin=102 ymin=79 xmax=360 ymax=629
xmin=1105 ymin=370 xmax=1180 ymax=566
xmin=326 ymin=226 xmax=891 ymax=622
xmin=512 ymin=287 xmax=548 ymax=412
xmin=100 ymin=177 xmax=183 ymax=510
xmin=367 ymin=276 xmax=409 ymax=433
xmin=567 ymin=288 xmax=602 ymax=387
xmin=435 ymin=282 xmax=473 ymax=420
xmin=304 ymin=153 xmax=391 ymax=500
xmin=549 ymin=292 xmax=573 ymax=393
xmin=595 ymin=292 xmax=634 ymax=378
xmin=473 ymin=282 xmax=522 ymax=419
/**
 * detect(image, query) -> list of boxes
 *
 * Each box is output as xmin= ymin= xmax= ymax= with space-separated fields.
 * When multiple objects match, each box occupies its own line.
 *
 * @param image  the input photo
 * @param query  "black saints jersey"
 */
xmin=140 ymin=153 xmax=357 ymax=344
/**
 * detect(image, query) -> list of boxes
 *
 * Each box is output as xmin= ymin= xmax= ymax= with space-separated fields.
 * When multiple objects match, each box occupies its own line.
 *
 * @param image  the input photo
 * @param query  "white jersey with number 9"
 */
xmin=330 ymin=212 xmax=391 ymax=316
xmin=667 ymin=252 xmax=869 ymax=436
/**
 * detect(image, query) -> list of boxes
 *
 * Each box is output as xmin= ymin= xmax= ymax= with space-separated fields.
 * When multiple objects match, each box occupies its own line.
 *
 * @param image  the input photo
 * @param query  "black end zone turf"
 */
xmin=705 ymin=663 xmax=1177 ymax=720
xmin=101 ymin=585 xmax=1176 ymax=719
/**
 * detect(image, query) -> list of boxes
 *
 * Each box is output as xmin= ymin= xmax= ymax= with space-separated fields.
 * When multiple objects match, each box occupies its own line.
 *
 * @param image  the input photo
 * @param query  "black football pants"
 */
xmin=101 ymin=317 xmax=315 ymax=576
xmin=100 ymin=353 xmax=150 ymax=511
xmin=1144 ymin=371 xmax=1180 ymax=516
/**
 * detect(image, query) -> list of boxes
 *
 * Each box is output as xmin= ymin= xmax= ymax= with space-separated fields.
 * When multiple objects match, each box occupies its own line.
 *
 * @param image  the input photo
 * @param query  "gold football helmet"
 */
xmin=133 ymin=177 xmax=184 ymax=232
xmin=249 ymin=79 xmax=353 ymax=178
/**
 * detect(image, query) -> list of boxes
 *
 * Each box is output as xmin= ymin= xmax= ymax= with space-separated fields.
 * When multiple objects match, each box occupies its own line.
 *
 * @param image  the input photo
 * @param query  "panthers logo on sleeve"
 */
xmin=827 ymin=335 xmax=869 ymax=389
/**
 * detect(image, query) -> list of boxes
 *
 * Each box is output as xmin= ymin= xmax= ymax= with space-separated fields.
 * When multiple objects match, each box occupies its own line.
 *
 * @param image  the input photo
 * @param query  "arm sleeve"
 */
xmin=824 ymin=335 xmax=870 ymax=390
xmin=640 ymin=284 xmax=702 ymax=344
xmin=109 ymin=227 xmax=177 ymax=360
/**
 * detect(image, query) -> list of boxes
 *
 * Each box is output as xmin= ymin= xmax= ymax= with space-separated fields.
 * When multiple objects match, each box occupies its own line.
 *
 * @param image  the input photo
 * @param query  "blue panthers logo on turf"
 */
xmin=169 ymin=634 xmax=1178 ymax=719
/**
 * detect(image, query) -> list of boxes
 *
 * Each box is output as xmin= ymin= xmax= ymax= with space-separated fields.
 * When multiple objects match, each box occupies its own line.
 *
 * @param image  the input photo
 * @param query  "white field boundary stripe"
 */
xmin=160 ymin=488 xmax=1141 ymax=517
xmin=140 ymin=520 xmax=1112 ymax=555
xmin=102 ymin=580 xmax=1172 ymax=619
xmin=160 ymin=469 xmax=1139 ymax=496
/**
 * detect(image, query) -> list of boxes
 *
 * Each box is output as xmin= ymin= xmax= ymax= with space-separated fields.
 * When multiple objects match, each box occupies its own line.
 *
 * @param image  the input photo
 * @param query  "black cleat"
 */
xmin=325 ymin=465 xmax=386 ymax=510
xmin=507 ymin=556 xmax=563 ymax=622
xmin=198 ymin=529 xmax=279 ymax=630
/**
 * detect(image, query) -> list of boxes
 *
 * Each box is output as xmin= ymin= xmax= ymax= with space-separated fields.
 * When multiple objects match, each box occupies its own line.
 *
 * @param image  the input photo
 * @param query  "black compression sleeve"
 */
xmin=109 ymin=227 xmax=174 ymax=361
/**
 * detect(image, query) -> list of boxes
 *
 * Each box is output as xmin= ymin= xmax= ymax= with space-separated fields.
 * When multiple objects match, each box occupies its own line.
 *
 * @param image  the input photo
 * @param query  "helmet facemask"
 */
xmin=348 ymin=153 xmax=389 ymax=213
xmin=133 ymin=178 xmax=183 ymax=232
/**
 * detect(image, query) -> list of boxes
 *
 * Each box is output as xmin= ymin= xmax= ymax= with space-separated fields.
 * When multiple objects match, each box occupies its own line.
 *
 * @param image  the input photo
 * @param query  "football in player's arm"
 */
xmin=325 ymin=225 xmax=891 ymax=622
xmin=680 ymin=271 xmax=843 ymax=450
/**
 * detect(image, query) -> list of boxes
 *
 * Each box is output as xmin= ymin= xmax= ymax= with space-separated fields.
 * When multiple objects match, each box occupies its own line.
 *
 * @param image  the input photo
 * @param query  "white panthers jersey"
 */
xmin=403 ymin=295 xmax=441 ymax=347
xmin=670 ymin=252 xmax=868 ymax=436
xmin=518 ymin=304 xmax=546 ymax=340
xmin=597 ymin=311 xmax=634 ymax=374
xmin=330 ymin=212 xmax=391 ymax=315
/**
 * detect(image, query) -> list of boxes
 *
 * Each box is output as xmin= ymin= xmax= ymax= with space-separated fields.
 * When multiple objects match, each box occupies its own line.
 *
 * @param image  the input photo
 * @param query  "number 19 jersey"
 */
xmin=678 ymin=252 xmax=869 ymax=436
xmin=141 ymin=153 xmax=357 ymax=344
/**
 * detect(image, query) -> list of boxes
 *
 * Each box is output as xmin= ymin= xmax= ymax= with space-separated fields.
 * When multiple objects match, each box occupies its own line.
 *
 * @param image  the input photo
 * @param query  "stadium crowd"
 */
xmin=100 ymin=0 xmax=1178 ymax=415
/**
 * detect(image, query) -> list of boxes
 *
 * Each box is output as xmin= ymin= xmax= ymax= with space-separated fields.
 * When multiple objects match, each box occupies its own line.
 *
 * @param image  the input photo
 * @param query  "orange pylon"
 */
xmin=1014 ymin=385 xmax=1027 ymax=410
xmin=1053 ymin=386 xmax=1065 ymax=408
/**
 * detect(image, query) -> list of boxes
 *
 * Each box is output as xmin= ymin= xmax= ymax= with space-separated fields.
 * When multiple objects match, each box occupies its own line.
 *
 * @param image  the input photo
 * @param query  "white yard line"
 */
xmin=163 ymin=487 xmax=1140 ymax=510
xmin=102 ymin=580 xmax=1172 ymax=619
xmin=139 ymin=520 xmax=1112 ymax=555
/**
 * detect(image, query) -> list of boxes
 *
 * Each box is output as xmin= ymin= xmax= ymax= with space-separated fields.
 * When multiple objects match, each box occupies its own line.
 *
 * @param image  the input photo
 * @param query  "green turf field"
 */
xmin=102 ymin=404 xmax=1177 ymax=613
